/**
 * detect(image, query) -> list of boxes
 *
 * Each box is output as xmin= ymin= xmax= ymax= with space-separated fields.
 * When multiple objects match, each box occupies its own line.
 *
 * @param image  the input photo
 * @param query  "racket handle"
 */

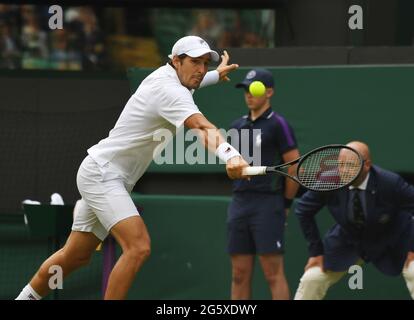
xmin=243 ymin=166 xmax=267 ymax=176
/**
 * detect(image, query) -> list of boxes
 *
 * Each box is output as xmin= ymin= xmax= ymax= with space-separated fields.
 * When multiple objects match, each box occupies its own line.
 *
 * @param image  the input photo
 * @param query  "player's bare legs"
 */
xmin=29 ymin=231 xmax=101 ymax=297
xmin=230 ymin=255 xmax=255 ymax=300
xmin=104 ymin=215 xmax=150 ymax=300
xmin=259 ymin=254 xmax=290 ymax=300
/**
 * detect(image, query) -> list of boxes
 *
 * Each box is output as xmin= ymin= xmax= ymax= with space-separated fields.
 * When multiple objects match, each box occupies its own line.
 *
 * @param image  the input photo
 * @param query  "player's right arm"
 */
xmin=184 ymin=113 xmax=249 ymax=180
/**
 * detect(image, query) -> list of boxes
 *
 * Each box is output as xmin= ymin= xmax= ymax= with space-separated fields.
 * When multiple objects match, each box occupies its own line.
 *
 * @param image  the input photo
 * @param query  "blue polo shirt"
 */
xmin=229 ymin=107 xmax=298 ymax=194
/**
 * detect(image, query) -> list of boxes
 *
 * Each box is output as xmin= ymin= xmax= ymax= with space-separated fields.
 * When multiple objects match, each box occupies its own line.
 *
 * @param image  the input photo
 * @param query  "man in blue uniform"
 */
xmin=227 ymin=68 xmax=300 ymax=300
xmin=294 ymin=141 xmax=414 ymax=299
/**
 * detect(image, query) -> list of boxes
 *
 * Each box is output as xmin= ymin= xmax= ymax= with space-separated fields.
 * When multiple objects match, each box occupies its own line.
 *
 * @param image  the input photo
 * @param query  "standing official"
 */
xmin=227 ymin=68 xmax=300 ymax=300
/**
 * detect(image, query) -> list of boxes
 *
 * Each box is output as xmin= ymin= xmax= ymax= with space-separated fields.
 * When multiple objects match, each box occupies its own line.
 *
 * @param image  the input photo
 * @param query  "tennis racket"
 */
xmin=242 ymin=144 xmax=363 ymax=192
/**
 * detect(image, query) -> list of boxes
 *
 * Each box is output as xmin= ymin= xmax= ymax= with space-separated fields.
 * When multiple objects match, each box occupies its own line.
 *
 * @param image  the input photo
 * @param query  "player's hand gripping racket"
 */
xmin=242 ymin=144 xmax=363 ymax=192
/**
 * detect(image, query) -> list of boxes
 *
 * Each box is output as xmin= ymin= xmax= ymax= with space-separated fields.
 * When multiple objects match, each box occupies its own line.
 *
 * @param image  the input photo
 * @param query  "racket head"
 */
xmin=296 ymin=144 xmax=363 ymax=192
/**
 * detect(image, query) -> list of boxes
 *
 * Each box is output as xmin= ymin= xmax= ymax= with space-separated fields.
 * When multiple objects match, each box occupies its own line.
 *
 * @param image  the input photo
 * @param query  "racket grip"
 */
xmin=243 ymin=166 xmax=267 ymax=176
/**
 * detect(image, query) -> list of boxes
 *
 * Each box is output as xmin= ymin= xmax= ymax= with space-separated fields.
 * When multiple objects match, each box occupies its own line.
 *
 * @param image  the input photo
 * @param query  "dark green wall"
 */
xmin=128 ymin=195 xmax=411 ymax=299
xmin=0 ymin=215 xmax=102 ymax=300
xmin=2 ymin=195 xmax=410 ymax=299
xmin=128 ymin=65 xmax=414 ymax=174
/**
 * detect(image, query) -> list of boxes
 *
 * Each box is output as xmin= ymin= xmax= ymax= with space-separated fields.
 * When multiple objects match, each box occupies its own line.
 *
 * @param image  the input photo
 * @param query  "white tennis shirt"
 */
xmin=87 ymin=63 xmax=219 ymax=184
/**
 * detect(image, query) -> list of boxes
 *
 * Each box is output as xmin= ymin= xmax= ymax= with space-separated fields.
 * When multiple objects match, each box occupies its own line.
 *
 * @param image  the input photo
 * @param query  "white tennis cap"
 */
xmin=168 ymin=36 xmax=219 ymax=62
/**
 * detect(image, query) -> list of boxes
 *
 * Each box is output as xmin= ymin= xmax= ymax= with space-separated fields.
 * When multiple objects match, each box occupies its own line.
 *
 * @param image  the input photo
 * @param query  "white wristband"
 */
xmin=199 ymin=70 xmax=219 ymax=88
xmin=215 ymin=142 xmax=241 ymax=163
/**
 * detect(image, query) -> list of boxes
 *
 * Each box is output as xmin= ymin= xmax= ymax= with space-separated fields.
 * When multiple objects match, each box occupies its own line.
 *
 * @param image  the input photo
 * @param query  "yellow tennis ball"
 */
xmin=249 ymin=81 xmax=266 ymax=97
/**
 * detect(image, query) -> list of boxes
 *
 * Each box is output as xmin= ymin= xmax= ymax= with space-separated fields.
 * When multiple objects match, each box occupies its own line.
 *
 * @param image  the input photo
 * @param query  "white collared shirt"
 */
xmin=349 ymin=172 xmax=370 ymax=190
xmin=87 ymin=64 xmax=218 ymax=184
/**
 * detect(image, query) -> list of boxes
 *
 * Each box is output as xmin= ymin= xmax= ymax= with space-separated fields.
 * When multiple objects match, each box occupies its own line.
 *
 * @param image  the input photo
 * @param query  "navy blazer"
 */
xmin=295 ymin=165 xmax=414 ymax=276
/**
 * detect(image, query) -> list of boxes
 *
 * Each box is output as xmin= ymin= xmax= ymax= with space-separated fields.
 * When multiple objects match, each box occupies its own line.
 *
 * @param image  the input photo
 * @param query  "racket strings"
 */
xmin=297 ymin=147 xmax=361 ymax=191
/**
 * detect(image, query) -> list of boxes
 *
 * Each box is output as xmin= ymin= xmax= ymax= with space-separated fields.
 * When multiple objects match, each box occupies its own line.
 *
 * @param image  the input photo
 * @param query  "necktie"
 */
xmin=352 ymin=189 xmax=365 ymax=226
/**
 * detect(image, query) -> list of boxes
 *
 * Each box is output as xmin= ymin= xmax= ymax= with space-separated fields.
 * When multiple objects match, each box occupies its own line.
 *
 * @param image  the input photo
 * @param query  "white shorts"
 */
xmin=72 ymin=156 xmax=139 ymax=241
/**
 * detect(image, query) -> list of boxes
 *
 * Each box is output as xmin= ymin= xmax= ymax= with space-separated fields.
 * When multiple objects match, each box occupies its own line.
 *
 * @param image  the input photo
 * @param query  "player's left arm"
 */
xmin=199 ymin=50 xmax=239 ymax=88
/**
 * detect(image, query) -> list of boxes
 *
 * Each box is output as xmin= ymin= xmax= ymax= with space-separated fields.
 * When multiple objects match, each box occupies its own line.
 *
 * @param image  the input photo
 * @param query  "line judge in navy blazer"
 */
xmin=294 ymin=141 xmax=414 ymax=299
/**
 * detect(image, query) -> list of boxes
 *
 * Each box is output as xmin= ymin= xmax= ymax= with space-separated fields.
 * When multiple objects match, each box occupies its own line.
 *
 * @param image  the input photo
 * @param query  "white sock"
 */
xmin=15 ymin=284 xmax=42 ymax=300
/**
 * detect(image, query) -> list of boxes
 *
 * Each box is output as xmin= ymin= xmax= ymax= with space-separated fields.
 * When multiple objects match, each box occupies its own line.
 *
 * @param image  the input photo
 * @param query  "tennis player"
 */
xmin=16 ymin=36 xmax=249 ymax=300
